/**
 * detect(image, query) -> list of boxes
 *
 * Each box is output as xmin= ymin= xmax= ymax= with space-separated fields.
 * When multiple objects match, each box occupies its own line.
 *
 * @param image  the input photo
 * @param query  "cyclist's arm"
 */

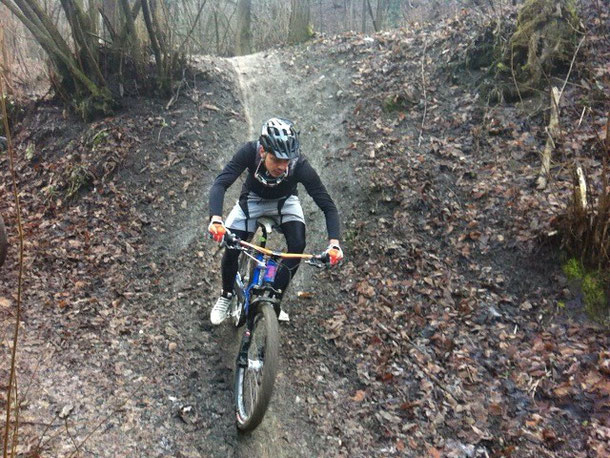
xmin=298 ymin=158 xmax=341 ymax=241
xmin=209 ymin=143 xmax=253 ymax=219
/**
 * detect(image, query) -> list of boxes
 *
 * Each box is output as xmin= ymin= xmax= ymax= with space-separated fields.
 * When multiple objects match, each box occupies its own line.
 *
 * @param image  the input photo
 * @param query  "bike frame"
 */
xmin=225 ymin=229 xmax=327 ymax=366
xmin=225 ymin=225 xmax=328 ymax=430
xmin=229 ymin=230 xmax=326 ymax=322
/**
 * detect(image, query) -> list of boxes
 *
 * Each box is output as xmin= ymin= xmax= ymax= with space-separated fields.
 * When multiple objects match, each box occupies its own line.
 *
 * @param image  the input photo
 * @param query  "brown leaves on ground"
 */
xmin=298 ymin=2 xmax=609 ymax=456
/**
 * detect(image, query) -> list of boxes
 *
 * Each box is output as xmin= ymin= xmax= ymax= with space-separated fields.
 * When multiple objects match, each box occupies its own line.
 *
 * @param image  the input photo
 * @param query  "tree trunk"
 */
xmin=366 ymin=0 xmax=378 ymax=31
xmin=288 ymin=0 xmax=310 ymax=44
xmin=361 ymin=0 xmax=366 ymax=33
xmin=375 ymin=0 xmax=386 ymax=30
xmin=234 ymin=0 xmax=251 ymax=56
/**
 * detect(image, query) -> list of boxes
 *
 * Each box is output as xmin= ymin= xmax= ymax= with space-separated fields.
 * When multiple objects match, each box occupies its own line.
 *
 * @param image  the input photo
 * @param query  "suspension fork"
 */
xmin=235 ymin=298 xmax=278 ymax=368
xmin=236 ymin=300 xmax=261 ymax=368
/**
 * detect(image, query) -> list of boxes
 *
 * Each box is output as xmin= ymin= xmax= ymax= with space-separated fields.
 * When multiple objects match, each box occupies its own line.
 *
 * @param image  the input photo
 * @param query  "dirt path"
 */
xmin=222 ymin=50 xmax=359 ymax=456
xmin=8 ymin=49 xmax=359 ymax=457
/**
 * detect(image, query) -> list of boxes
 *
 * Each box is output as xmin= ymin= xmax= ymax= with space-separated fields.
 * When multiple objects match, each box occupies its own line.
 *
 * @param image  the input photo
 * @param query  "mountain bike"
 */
xmin=222 ymin=217 xmax=329 ymax=431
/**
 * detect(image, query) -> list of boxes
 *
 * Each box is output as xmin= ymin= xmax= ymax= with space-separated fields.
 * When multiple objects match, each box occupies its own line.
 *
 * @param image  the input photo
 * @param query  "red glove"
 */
xmin=208 ymin=219 xmax=226 ymax=243
xmin=325 ymin=243 xmax=343 ymax=266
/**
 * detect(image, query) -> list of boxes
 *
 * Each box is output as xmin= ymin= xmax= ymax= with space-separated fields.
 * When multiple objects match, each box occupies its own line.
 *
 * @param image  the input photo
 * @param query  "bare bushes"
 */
xmin=0 ymin=0 xmax=192 ymax=120
xmin=557 ymin=117 xmax=610 ymax=270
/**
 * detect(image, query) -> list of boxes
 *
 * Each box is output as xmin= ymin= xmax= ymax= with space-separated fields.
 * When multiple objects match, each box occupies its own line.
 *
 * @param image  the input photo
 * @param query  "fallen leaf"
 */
xmin=352 ymin=390 xmax=366 ymax=402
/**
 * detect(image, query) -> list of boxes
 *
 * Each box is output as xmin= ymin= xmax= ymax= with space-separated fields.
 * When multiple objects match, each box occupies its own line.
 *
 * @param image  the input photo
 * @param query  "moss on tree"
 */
xmin=508 ymin=0 xmax=582 ymax=98
xmin=462 ymin=0 xmax=583 ymax=102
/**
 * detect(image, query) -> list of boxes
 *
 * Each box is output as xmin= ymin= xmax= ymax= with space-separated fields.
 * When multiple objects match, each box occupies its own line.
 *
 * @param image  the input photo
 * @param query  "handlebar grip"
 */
xmin=223 ymin=231 xmax=240 ymax=247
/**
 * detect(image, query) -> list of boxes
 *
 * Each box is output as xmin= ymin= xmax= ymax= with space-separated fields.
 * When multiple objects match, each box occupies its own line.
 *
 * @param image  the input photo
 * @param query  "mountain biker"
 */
xmin=208 ymin=117 xmax=343 ymax=325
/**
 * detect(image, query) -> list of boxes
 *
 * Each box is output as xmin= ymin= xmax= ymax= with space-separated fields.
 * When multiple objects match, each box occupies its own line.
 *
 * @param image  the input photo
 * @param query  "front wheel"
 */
xmin=234 ymin=302 xmax=279 ymax=431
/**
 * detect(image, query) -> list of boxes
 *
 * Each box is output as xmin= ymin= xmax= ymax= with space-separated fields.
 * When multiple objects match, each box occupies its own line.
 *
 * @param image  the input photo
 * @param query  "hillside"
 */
xmin=1 ymin=3 xmax=609 ymax=457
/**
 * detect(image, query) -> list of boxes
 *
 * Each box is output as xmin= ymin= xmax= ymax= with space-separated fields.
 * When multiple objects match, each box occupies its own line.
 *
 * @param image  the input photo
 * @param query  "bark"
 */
xmin=288 ymin=0 xmax=311 ymax=44
xmin=214 ymin=6 xmax=220 ymax=54
xmin=366 ymin=0 xmax=378 ymax=32
xmin=361 ymin=0 xmax=366 ymax=33
xmin=141 ymin=0 xmax=163 ymax=77
xmin=375 ymin=0 xmax=386 ymax=30
xmin=0 ymin=214 xmax=6 ymax=268
xmin=233 ymin=0 xmax=251 ymax=56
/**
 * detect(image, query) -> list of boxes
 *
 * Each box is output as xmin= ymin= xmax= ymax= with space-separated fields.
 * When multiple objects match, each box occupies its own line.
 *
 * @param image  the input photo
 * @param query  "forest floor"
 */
xmin=1 ymin=4 xmax=609 ymax=458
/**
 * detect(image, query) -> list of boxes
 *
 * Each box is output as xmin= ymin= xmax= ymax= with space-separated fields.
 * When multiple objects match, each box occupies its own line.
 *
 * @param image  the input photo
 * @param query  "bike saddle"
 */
xmin=256 ymin=217 xmax=278 ymax=236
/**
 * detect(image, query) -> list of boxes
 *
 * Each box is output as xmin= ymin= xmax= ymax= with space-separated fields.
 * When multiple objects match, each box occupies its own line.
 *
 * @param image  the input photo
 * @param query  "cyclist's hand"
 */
xmin=208 ymin=217 xmax=226 ymax=243
xmin=325 ymin=242 xmax=343 ymax=266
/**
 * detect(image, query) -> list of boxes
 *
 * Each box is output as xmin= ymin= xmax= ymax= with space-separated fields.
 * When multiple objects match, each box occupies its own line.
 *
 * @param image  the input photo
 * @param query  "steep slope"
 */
xmin=1 ymin=5 xmax=608 ymax=457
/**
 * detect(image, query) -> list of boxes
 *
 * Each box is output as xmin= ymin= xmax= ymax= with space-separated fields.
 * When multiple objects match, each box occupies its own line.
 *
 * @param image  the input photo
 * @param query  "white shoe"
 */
xmin=278 ymin=309 xmax=290 ymax=322
xmin=210 ymin=293 xmax=233 ymax=325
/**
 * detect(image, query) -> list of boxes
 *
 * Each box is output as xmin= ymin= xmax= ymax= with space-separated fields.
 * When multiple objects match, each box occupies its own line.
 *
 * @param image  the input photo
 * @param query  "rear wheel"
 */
xmin=234 ymin=302 xmax=279 ymax=431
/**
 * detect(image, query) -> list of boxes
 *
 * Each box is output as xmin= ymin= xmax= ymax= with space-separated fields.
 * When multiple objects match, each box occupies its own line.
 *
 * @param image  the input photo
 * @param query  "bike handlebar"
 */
xmin=223 ymin=231 xmax=330 ymax=268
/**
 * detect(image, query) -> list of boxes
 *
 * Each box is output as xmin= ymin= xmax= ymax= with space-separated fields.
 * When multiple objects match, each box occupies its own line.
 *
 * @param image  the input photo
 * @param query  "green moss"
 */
xmin=562 ymin=257 xmax=608 ymax=323
xmin=508 ymin=0 xmax=583 ymax=95
xmin=306 ymin=23 xmax=315 ymax=38
xmin=563 ymin=257 xmax=584 ymax=281
xmin=582 ymin=274 xmax=607 ymax=319
xmin=65 ymin=164 xmax=94 ymax=199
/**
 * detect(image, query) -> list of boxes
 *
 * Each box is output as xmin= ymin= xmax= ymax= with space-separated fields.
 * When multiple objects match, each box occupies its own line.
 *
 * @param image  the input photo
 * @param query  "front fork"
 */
xmin=236 ymin=304 xmax=257 ymax=368
xmin=236 ymin=329 xmax=251 ymax=368
xmin=235 ymin=299 xmax=279 ymax=368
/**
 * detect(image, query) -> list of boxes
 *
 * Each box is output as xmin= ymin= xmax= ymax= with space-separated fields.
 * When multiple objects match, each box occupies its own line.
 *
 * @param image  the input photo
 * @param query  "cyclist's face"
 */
xmin=264 ymin=152 xmax=289 ymax=177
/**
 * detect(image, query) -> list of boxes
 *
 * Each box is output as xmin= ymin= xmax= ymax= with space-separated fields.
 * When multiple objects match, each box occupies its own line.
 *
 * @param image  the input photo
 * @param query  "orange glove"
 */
xmin=208 ymin=219 xmax=226 ymax=243
xmin=325 ymin=243 xmax=343 ymax=266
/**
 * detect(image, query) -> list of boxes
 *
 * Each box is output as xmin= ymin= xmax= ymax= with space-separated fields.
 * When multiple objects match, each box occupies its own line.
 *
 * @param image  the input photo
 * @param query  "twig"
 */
xmin=418 ymin=40 xmax=428 ymax=148
xmin=577 ymin=106 xmax=588 ymax=127
xmin=165 ymin=67 xmax=186 ymax=110
xmin=0 ymin=31 xmax=25 ymax=458
xmin=558 ymin=34 xmax=586 ymax=102
xmin=176 ymin=0 xmax=208 ymax=56
xmin=64 ymin=418 xmax=80 ymax=454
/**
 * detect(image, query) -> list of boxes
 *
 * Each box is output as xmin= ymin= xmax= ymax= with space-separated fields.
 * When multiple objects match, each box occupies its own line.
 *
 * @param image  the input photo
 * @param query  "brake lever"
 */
xmin=305 ymin=254 xmax=330 ymax=269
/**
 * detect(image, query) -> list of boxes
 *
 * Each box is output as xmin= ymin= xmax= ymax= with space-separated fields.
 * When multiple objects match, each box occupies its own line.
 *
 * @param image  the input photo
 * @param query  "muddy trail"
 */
xmin=1 ymin=47 xmax=362 ymax=456
xmin=2 ymin=8 xmax=610 ymax=458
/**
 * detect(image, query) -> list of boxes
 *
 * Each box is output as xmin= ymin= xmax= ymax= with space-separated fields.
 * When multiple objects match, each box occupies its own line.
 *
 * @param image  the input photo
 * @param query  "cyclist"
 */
xmin=208 ymin=118 xmax=343 ymax=324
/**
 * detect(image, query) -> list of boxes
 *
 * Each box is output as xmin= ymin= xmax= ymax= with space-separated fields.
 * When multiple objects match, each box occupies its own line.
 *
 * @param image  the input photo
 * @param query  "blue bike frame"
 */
xmin=237 ymin=254 xmax=279 ymax=317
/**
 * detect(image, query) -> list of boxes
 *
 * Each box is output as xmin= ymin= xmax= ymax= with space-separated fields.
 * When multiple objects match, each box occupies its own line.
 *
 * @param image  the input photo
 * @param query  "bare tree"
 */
xmin=361 ymin=0 xmax=367 ymax=32
xmin=1 ymin=0 xmax=194 ymax=119
xmin=288 ymin=0 xmax=311 ymax=44
xmin=234 ymin=0 xmax=251 ymax=55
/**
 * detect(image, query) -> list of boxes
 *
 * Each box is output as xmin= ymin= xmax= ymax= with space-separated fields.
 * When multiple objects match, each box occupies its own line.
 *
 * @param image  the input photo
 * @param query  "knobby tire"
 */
xmin=234 ymin=303 xmax=279 ymax=431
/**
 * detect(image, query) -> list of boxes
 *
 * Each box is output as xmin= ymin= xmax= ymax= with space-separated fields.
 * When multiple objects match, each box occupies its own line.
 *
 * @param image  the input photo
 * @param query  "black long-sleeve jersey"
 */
xmin=209 ymin=141 xmax=340 ymax=240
